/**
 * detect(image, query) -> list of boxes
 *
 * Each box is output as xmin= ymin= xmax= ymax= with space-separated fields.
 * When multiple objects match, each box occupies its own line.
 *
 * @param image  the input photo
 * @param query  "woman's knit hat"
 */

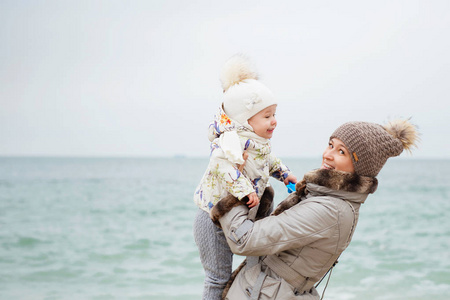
xmin=220 ymin=54 xmax=277 ymax=125
xmin=330 ymin=119 xmax=419 ymax=177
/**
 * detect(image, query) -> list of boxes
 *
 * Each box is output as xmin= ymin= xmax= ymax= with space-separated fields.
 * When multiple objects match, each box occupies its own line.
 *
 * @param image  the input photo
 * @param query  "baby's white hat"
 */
xmin=220 ymin=54 xmax=277 ymax=125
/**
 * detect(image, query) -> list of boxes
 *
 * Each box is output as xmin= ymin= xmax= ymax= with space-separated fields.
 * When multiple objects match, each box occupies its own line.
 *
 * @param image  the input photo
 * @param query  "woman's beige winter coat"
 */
xmin=219 ymin=182 xmax=369 ymax=299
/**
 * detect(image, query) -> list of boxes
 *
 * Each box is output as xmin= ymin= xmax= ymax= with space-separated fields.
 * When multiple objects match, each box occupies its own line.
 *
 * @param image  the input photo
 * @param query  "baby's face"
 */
xmin=248 ymin=105 xmax=277 ymax=139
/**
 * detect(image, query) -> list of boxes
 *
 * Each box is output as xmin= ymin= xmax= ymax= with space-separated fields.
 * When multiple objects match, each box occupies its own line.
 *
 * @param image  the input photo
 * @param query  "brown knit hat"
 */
xmin=330 ymin=119 xmax=419 ymax=177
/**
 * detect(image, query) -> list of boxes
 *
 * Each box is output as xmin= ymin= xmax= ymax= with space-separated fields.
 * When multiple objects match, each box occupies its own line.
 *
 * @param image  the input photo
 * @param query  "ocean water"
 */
xmin=0 ymin=157 xmax=449 ymax=300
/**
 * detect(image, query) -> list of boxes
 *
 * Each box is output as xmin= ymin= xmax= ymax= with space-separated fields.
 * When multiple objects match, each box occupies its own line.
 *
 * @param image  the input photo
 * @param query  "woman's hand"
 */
xmin=284 ymin=174 xmax=298 ymax=185
xmin=246 ymin=192 xmax=259 ymax=208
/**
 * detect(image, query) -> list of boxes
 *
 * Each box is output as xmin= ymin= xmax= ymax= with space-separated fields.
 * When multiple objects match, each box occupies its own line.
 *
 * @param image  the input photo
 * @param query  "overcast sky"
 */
xmin=1 ymin=0 xmax=449 ymax=158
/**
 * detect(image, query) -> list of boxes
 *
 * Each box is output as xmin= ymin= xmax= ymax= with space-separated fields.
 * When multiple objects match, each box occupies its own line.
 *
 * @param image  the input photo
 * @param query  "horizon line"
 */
xmin=0 ymin=155 xmax=447 ymax=160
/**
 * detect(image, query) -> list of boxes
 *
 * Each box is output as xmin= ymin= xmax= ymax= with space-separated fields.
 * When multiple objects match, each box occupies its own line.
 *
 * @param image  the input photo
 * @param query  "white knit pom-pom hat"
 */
xmin=220 ymin=54 xmax=277 ymax=125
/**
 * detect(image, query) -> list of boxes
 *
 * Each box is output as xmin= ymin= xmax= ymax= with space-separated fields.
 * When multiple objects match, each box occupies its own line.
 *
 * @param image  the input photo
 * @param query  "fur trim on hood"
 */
xmin=272 ymin=169 xmax=377 ymax=215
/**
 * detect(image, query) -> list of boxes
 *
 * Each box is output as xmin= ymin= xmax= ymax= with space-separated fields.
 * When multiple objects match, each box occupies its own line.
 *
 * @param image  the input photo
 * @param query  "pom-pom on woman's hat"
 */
xmin=220 ymin=54 xmax=277 ymax=125
xmin=330 ymin=119 xmax=419 ymax=177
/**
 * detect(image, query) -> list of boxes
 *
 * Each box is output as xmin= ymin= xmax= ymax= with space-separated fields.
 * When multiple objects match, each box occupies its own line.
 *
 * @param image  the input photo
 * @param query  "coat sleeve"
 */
xmin=209 ymin=149 xmax=255 ymax=200
xmin=268 ymin=154 xmax=292 ymax=182
xmin=219 ymin=198 xmax=339 ymax=256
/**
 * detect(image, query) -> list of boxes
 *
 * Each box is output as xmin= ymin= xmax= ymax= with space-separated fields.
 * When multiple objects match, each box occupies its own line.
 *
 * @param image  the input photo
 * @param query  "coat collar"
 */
xmin=306 ymin=183 xmax=369 ymax=204
xmin=272 ymin=169 xmax=378 ymax=216
xmin=304 ymin=169 xmax=378 ymax=195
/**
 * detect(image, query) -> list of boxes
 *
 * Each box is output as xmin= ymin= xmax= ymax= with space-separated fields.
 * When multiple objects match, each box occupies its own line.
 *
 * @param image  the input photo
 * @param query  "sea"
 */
xmin=0 ymin=157 xmax=449 ymax=300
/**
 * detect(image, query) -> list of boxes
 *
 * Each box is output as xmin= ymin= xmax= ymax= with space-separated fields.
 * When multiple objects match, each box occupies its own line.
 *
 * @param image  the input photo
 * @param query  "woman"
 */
xmin=210 ymin=119 xmax=419 ymax=299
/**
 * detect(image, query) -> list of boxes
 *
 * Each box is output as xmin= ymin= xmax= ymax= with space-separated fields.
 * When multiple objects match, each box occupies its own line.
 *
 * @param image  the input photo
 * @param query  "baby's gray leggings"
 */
xmin=193 ymin=208 xmax=233 ymax=300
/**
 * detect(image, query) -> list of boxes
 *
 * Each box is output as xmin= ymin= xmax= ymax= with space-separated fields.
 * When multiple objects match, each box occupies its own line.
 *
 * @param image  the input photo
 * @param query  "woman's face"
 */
xmin=321 ymin=138 xmax=355 ymax=173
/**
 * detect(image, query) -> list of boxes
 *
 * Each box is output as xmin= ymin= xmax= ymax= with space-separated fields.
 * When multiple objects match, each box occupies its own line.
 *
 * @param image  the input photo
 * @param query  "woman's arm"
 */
xmin=219 ymin=198 xmax=338 ymax=256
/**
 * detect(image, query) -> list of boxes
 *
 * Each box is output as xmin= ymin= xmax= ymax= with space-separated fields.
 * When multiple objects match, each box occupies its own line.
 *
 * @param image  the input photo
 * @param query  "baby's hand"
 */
xmin=284 ymin=174 xmax=298 ymax=185
xmin=246 ymin=192 xmax=259 ymax=208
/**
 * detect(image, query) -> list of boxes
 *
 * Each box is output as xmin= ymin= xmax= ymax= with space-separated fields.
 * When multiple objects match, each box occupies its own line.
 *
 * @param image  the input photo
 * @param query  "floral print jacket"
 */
xmin=194 ymin=106 xmax=292 ymax=212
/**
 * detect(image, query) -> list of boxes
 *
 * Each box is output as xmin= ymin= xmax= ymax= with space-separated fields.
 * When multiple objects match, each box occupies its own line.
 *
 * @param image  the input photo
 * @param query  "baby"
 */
xmin=193 ymin=54 xmax=297 ymax=299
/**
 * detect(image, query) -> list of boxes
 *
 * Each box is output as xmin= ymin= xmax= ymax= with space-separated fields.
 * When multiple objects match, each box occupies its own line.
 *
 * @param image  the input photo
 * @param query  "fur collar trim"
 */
xmin=272 ymin=169 xmax=377 ymax=216
xmin=303 ymin=169 xmax=378 ymax=194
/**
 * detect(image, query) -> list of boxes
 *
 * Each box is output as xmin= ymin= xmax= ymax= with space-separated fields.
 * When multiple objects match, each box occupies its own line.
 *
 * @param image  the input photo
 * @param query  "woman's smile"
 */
xmin=321 ymin=162 xmax=334 ymax=170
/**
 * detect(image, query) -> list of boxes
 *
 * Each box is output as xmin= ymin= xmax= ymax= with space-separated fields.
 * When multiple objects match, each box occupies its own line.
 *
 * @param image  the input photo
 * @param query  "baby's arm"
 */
xmin=209 ymin=150 xmax=256 ymax=203
xmin=269 ymin=154 xmax=297 ymax=185
xmin=235 ymin=151 xmax=258 ymax=208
